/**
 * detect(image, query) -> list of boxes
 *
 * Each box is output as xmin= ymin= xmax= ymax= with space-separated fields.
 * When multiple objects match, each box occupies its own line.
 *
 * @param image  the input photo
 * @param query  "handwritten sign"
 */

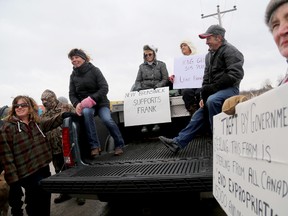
xmin=123 ymin=87 xmax=171 ymax=127
xmin=173 ymin=54 xmax=205 ymax=89
xmin=213 ymin=84 xmax=288 ymax=216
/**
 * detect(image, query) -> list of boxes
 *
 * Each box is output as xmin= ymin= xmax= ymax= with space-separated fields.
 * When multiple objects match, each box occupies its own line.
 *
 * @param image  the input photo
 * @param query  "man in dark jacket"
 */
xmin=159 ymin=25 xmax=244 ymax=153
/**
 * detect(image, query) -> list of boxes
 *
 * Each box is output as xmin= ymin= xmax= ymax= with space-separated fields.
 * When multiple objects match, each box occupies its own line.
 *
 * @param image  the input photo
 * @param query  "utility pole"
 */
xmin=201 ymin=5 xmax=237 ymax=27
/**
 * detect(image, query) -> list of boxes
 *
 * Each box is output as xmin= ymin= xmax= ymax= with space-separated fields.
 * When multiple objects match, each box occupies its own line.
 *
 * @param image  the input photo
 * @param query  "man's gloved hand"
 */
xmin=81 ymin=96 xmax=96 ymax=108
xmin=201 ymin=84 xmax=218 ymax=102
xmin=62 ymin=112 xmax=79 ymax=119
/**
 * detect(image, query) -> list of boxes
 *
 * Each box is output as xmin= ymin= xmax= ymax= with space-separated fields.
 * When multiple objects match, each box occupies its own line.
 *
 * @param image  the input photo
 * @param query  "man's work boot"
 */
xmin=158 ymin=136 xmax=180 ymax=153
xmin=54 ymin=194 xmax=72 ymax=204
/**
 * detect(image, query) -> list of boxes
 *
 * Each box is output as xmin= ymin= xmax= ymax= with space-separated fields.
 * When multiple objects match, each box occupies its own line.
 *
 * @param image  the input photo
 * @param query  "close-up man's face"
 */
xmin=205 ymin=35 xmax=222 ymax=51
xmin=270 ymin=3 xmax=288 ymax=58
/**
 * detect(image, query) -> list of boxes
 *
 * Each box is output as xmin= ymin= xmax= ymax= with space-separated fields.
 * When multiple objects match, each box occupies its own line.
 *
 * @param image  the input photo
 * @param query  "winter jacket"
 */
xmin=134 ymin=60 xmax=169 ymax=91
xmin=202 ymin=40 xmax=244 ymax=90
xmin=0 ymin=114 xmax=63 ymax=184
xmin=41 ymin=101 xmax=75 ymax=155
xmin=69 ymin=62 xmax=110 ymax=108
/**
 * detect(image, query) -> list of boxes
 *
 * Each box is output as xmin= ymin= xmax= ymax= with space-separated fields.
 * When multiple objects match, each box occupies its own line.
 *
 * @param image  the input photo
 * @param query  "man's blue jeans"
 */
xmin=174 ymin=87 xmax=239 ymax=148
xmin=82 ymin=106 xmax=124 ymax=149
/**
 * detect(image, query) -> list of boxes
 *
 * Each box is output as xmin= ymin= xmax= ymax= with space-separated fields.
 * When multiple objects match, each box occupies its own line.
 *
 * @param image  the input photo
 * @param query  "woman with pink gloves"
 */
xmin=68 ymin=48 xmax=124 ymax=157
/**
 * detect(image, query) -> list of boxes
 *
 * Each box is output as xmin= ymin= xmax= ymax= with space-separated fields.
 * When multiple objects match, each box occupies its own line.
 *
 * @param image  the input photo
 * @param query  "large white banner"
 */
xmin=173 ymin=54 xmax=205 ymax=89
xmin=123 ymin=87 xmax=171 ymax=127
xmin=213 ymin=84 xmax=288 ymax=216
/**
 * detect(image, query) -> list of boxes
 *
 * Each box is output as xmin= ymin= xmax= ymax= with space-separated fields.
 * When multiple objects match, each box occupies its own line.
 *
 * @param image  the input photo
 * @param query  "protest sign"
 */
xmin=173 ymin=54 xmax=205 ymax=89
xmin=123 ymin=87 xmax=171 ymax=127
xmin=213 ymin=84 xmax=288 ymax=216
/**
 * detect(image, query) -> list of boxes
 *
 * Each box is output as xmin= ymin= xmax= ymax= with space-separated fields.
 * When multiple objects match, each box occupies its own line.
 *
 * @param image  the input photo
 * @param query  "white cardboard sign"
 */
xmin=123 ymin=87 xmax=171 ymax=127
xmin=173 ymin=54 xmax=205 ymax=89
xmin=213 ymin=84 xmax=288 ymax=216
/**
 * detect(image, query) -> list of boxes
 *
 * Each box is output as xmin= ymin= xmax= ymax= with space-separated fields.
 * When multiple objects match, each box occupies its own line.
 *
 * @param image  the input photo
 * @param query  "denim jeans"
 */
xmin=174 ymin=87 xmax=239 ymax=148
xmin=82 ymin=106 xmax=124 ymax=149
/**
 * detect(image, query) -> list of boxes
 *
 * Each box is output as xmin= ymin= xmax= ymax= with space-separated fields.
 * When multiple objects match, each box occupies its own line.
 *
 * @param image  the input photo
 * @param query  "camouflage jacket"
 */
xmin=41 ymin=102 xmax=75 ymax=155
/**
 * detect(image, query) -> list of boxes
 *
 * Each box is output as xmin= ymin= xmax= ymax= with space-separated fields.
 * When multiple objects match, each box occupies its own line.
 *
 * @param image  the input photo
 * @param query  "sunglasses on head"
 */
xmin=14 ymin=103 xmax=29 ymax=108
xmin=144 ymin=53 xmax=154 ymax=57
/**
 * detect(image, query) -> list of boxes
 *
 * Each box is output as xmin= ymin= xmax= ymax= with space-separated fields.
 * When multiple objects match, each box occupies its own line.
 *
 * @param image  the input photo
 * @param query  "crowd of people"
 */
xmin=0 ymin=0 xmax=288 ymax=215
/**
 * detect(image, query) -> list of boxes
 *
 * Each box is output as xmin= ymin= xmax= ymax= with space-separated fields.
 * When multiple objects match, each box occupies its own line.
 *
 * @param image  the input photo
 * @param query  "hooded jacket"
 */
xmin=69 ymin=62 xmax=110 ymax=108
xmin=0 ymin=114 xmax=63 ymax=184
xmin=41 ymin=100 xmax=75 ymax=155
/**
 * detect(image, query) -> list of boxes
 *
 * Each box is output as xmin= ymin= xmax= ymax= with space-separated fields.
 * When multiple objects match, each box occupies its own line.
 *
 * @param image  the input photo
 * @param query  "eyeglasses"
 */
xmin=14 ymin=103 xmax=29 ymax=108
xmin=144 ymin=53 xmax=153 ymax=57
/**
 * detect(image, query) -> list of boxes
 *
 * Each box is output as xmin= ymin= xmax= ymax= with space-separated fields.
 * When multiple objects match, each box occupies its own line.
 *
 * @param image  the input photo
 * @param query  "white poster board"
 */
xmin=123 ymin=87 xmax=171 ymax=127
xmin=173 ymin=54 xmax=205 ymax=89
xmin=213 ymin=84 xmax=288 ymax=216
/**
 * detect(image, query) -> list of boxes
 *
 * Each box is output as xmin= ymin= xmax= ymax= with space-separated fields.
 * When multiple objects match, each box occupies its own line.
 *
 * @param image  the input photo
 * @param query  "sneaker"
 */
xmin=158 ymin=136 xmax=180 ymax=153
xmin=141 ymin=126 xmax=148 ymax=133
xmin=76 ymin=197 xmax=86 ymax=206
xmin=114 ymin=147 xmax=123 ymax=156
xmin=91 ymin=147 xmax=100 ymax=157
xmin=54 ymin=194 xmax=72 ymax=204
xmin=152 ymin=124 xmax=160 ymax=132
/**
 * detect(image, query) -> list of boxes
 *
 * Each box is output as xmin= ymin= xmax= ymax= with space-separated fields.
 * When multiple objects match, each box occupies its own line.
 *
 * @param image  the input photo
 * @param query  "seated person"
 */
xmin=159 ymin=25 xmax=244 ymax=153
xmin=169 ymin=40 xmax=201 ymax=115
xmin=133 ymin=44 xmax=169 ymax=133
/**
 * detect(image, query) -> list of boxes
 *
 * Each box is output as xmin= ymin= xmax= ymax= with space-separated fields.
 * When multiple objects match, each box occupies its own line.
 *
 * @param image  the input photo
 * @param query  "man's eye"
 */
xmin=271 ymin=22 xmax=279 ymax=31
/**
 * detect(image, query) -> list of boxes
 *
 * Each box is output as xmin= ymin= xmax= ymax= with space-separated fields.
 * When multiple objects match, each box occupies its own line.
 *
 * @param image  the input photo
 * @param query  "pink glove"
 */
xmin=81 ymin=96 xmax=96 ymax=108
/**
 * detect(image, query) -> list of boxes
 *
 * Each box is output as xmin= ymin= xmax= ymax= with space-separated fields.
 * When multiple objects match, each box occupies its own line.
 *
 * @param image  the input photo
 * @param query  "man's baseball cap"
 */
xmin=199 ymin=25 xmax=226 ymax=39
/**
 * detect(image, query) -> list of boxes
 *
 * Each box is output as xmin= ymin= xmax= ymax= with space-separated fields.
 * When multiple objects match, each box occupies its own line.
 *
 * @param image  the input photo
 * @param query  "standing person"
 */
xmin=0 ymin=95 xmax=66 ymax=216
xmin=265 ymin=0 xmax=288 ymax=85
xmin=169 ymin=40 xmax=201 ymax=115
xmin=0 ymin=105 xmax=9 ymax=119
xmin=68 ymin=48 xmax=125 ymax=157
xmin=0 ymin=105 xmax=24 ymax=216
xmin=41 ymin=89 xmax=85 ymax=205
xmin=159 ymin=25 xmax=244 ymax=153
xmin=133 ymin=44 xmax=169 ymax=133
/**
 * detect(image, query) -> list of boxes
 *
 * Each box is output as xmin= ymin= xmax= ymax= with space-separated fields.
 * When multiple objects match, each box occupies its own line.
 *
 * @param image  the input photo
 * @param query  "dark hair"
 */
xmin=68 ymin=48 xmax=90 ymax=62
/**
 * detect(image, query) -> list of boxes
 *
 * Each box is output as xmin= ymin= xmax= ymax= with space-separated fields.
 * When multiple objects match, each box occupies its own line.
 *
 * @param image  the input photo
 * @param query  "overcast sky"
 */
xmin=0 ymin=0 xmax=286 ymax=106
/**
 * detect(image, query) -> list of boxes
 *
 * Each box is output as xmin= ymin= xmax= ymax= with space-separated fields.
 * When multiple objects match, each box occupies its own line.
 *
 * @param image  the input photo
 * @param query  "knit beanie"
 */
xmin=265 ymin=0 xmax=288 ymax=26
xmin=180 ymin=40 xmax=197 ymax=55
xmin=68 ymin=48 xmax=88 ymax=61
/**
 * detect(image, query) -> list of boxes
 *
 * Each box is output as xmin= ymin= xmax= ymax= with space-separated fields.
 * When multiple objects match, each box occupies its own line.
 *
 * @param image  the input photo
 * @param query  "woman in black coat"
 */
xmin=68 ymin=48 xmax=124 ymax=157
